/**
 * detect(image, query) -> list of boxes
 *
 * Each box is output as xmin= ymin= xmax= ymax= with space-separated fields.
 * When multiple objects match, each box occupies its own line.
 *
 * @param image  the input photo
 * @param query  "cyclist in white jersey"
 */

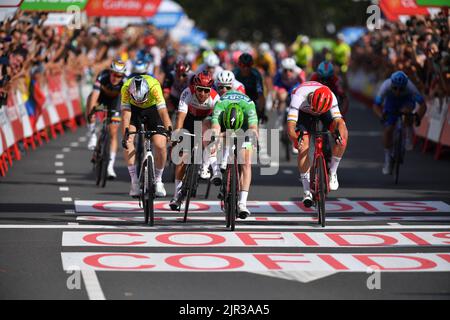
xmin=287 ymin=81 xmax=348 ymax=206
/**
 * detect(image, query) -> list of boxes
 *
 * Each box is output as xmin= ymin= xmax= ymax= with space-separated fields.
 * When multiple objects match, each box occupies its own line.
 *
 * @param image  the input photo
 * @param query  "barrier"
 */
xmin=0 ymin=70 xmax=86 ymax=177
xmin=348 ymin=70 xmax=450 ymax=160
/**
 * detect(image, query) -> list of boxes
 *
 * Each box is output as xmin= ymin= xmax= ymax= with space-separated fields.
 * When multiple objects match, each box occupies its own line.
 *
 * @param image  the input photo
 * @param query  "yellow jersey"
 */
xmin=121 ymin=75 xmax=166 ymax=110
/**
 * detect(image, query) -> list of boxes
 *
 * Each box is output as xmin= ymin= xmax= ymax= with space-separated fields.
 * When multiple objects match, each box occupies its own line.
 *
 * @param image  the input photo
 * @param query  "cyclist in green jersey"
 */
xmin=210 ymin=91 xmax=258 ymax=218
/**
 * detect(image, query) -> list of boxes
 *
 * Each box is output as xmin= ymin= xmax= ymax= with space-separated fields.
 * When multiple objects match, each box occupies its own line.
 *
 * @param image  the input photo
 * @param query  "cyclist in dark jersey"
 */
xmin=310 ymin=61 xmax=349 ymax=116
xmin=86 ymin=59 xmax=126 ymax=179
xmin=163 ymin=60 xmax=194 ymax=116
xmin=233 ymin=53 xmax=267 ymax=123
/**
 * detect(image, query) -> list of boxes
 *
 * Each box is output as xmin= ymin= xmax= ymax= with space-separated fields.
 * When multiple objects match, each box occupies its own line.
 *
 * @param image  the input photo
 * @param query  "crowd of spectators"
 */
xmin=351 ymin=11 xmax=450 ymax=99
xmin=0 ymin=10 xmax=172 ymax=108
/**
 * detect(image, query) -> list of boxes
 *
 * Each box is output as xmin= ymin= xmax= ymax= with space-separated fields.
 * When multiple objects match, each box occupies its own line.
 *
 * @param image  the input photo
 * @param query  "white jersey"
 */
xmin=287 ymin=81 xmax=341 ymax=122
xmin=178 ymin=87 xmax=221 ymax=117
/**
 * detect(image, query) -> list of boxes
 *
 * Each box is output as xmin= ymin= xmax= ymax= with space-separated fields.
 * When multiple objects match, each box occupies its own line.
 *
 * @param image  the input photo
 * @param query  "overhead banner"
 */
xmin=380 ymin=0 xmax=431 ymax=21
xmin=416 ymin=0 xmax=450 ymax=6
xmin=149 ymin=0 xmax=185 ymax=29
xmin=86 ymin=0 xmax=162 ymax=17
xmin=0 ymin=0 xmax=23 ymax=7
xmin=21 ymin=0 xmax=87 ymax=11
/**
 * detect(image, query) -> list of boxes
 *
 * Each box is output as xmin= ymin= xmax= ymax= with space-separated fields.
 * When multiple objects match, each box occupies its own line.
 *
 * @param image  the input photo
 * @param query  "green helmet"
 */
xmin=223 ymin=103 xmax=244 ymax=131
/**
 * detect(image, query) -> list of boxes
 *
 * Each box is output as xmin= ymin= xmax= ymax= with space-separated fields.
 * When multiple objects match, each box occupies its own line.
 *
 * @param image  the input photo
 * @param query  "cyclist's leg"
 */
xmin=123 ymin=110 xmax=138 ymax=195
xmin=201 ymin=118 xmax=214 ymax=179
xmin=296 ymin=113 xmax=313 ymax=196
xmin=107 ymin=106 xmax=121 ymax=177
xmin=382 ymin=99 xmax=399 ymax=172
xmin=327 ymin=115 xmax=348 ymax=190
xmin=238 ymin=143 xmax=253 ymax=215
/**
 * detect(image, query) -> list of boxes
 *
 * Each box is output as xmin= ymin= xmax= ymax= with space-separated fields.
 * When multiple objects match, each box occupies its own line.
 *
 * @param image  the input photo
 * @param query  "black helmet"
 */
xmin=238 ymin=53 xmax=253 ymax=67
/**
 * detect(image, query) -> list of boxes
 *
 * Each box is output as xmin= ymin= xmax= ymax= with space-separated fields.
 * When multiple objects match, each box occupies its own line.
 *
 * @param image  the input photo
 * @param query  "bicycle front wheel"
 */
xmin=100 ymin=132 xmax=110 ymax=188
xmin=228 ymin=162 xmax=238 ymax=231
xmin=317 ymin=156 xmax=327 ymax=228
xmin=393 ymin=129 xmax=402 ymax=185
xmin=144 ymin=156 xmax=155 ymax=226
xmin=183 ymin=164 xmax=199 ymax=223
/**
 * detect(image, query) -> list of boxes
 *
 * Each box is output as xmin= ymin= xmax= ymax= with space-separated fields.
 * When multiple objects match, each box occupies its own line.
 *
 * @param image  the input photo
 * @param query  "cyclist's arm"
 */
xmin=87 ymin=89 xmax=100 ymax=119
xmin=373 ymin=80 xmax=389 ymax=118
xmin=152 ymin=83 xmax=172 ymax=131
xmin=246 ymin=101 xmax=259 ymax=138
xmin=211 ymin=102 xmax=225 ymax=137
xmin=175 ymin=89 xmax=190 ymax=130
xmin=286 ymin=97 xmax=300 ymax=143
xmin=120 ymin=84 xmax=132 ymax=134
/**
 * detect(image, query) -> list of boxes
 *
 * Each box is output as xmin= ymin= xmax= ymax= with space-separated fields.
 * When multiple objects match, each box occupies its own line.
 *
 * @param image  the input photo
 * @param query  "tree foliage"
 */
xmin=177 ymin=0 xmax=370 ymax=42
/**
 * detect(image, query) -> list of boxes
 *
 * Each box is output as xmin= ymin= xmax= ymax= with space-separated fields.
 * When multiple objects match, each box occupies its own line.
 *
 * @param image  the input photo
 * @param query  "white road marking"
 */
xmin=61 ymin=252 xmax=450 ymax=272
xmin=65 ymin=210 xmax=76 ymax=214
xmin=79 ymin=137 xmax=87 ymax=143
xmin=248 ymin=270 xmax=337 ymax=283
xmin=55 ymin=154 xmax=65 ymax=159
xmin=61 ymin=231 xmax=450 ymax=248
xmin=56 ymin=170 xmax=65 ymax=175
xmin=55 ymin=162 xmax=64 ymax=167
xmin=59 ymin=187 xmax=70 ymax=192
xmin=70 ymin=142 xmax=79 ymax=147
xmin=57 ymin=178 xmax=67 ymax=183
xmin=62 ymin=148 xmax=71 ymax=153
xmin=81 ymin=270 xmax=106 ymax=300
xmin=282 ymin=170 xmax=294 ymax=175
xmin=62 ymin=197 xmax=73 ymax=202
xmin=0 ymin=224 xmax=448 ymax=230
xmin=75 ymin=215 xmax=450 ymax=223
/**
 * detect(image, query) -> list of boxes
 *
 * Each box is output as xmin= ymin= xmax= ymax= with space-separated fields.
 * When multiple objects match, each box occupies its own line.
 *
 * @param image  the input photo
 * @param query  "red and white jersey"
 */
xmin=233 ymin=79 xmax=246 ymax=94
xmin=178 ymin=87 xmax=221 ymax=117
xmin=287 ymin=81 xmax=341 ymax=123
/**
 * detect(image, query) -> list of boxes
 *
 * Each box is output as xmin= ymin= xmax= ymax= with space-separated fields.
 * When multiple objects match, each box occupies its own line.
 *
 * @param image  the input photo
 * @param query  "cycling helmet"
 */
xmin=274 ymin=42 xmax=286 ymax=54
xmin=193 ymin=70 xmax=214 ymax=88
xmin=205 ymin=53 xmax=220 ymax=68
xmin=390 ymin=71 xmax=408 ymax=88
xmin=281 ymin=57 xmax=297 ymax=70
xmin=223 ymin=103 xmax=244 ymax=131
xmin=215 ymin=41 xmax=226 ymax=51
xmin=217 ymin=70 xmax=235 ymax=86
xmin=128 ymin=76 xmax=150 ymax=104
xmin=175 ymin=60 xmax=191 ymax=76
xmin=110 ymin=58 xmax=126 ymax=74
xmin=259 ymin=42 xmax=270 ymax=53
xmin=311 ymin=86 xmax=333 ymax=114
xmin=132 ymin=59 xmax=148 ymax=75
xmin=317 ymin=61 xmax=334 ymax=79
xmin=238 ymin=53 xmax=254 ymax=67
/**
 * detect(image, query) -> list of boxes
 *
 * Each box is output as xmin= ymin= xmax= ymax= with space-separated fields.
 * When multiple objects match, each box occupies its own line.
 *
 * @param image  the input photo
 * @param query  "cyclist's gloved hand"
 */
xmin=334 ymin=129 xmax=345 ymax=146
xmin=122 ymin=128 xmax=129 ymax=150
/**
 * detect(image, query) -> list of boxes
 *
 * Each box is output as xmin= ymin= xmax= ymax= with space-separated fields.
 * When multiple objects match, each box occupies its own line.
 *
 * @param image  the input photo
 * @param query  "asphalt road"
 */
xmin=0 ymin=96 xmax=449 ymax=300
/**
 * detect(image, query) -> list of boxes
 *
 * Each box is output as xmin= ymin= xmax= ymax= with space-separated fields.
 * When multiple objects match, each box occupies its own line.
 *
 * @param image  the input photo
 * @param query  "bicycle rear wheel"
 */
xmin=317 ymin=156 xmax=326 ymax=228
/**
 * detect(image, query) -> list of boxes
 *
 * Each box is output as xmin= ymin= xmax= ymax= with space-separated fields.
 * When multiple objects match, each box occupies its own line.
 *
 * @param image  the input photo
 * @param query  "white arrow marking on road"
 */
xmin=247 ymin=270 xmax=337 ymax=283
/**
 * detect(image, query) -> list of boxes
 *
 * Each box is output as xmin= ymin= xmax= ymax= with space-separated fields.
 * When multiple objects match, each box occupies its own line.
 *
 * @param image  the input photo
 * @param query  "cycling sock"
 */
xmin=210 ymin=156 xmax=219 ymax=175
xmin=300 ymin=172 xmax=310 ymax=193
xmin=202 ymin=150 xmax=211 ymax=169
xmin=329 ymin=156 xmax=342 ymax=175
xmin=239 ymin=191 xmax=249 ymax=205
xmin=87 ymin=123 xmax=95 ymax=134
xmin=155 ymin=168 xmax=164 ymax=183
xmin=174 ymin=179 xmax=182 ymax=196
xmin=384 ymin=149 xmax=392 ymax=164
xmin=109 ymin=152 xmax=116 ymax=167
xmin=128 ymin=165 xmax=138 ymax=184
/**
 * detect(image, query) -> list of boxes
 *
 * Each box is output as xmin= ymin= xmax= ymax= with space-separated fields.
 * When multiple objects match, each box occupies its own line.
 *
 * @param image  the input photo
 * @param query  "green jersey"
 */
xmin=211 ymin=91 xmax=258 ymax=130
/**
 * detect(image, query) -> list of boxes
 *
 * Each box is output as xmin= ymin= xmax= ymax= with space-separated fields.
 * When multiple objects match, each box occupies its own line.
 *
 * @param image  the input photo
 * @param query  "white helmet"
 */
xmin=205 ymin=53 xmax=220 ymax=67
xmin=281 ymin=57 xmax=297 ymax=70
xmin=274 ymin=42 xmax=286 ymax=53
xmin=129 ymin=76 xmax=150 ymax=104
xmin=259 ymin=42 xmax=270 ymax=53
xmin=217 ymin=70 xmax=235 ymax=86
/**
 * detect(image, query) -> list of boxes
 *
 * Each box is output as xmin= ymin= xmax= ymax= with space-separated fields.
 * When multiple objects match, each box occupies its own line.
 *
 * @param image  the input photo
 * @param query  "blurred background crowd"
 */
xmin=352 ymin=11 xmax=449 ymax=99
xmin=0 ymin=2 xmax=449 ymax=111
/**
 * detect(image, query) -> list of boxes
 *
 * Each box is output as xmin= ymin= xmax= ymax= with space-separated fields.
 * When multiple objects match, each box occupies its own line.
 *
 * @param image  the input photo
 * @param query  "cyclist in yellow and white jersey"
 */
xmin=121 ymin=75 xmax=172 ymax=197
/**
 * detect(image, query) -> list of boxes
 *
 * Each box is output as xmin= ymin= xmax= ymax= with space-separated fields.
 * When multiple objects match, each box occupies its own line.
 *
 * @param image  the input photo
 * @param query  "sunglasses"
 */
xmin=218 ymin=85 xmax=232 ymax=90
xmin=283 ymin=69 xmax=294 ymax=72
xmin=196 ymin=86 xmax=211 ymax=93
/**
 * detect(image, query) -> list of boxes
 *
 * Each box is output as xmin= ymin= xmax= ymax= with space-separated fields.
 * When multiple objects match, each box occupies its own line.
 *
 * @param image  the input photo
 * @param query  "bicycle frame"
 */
xmin=308 ymin=120 xmax=330 ymax=196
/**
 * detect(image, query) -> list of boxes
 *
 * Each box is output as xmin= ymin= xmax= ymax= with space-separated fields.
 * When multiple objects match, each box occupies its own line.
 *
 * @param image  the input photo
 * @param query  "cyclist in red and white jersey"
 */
xmin=170 ymin=71 xmax=221 ymax=210
xmin=287 ymin=81 xmax=348 ymax=206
